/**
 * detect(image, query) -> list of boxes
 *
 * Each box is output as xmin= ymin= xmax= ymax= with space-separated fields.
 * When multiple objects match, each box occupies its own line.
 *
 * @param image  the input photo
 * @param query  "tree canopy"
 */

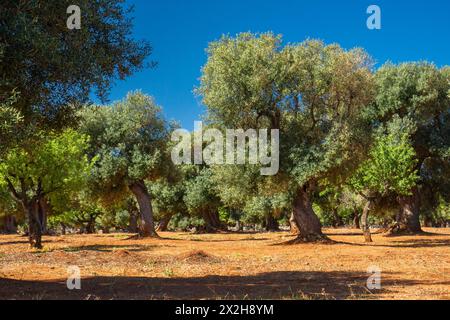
xmin=0 ymin=129 xmax=93 ymax=247
xmin=198 ymin=33 xmax=375 ymax=241
xmin=79 ymin=91 xmax=172 ymax=237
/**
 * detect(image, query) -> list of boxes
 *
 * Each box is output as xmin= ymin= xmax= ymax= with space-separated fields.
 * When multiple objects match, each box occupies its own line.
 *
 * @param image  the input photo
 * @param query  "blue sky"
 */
xmin=107 ymin=0 xmax=450 ymax=130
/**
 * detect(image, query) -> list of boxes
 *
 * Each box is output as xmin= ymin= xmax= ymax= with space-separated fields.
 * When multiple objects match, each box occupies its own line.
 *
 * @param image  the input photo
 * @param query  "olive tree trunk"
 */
xmin=264 ymin=215 xmax=279 ymax=232
xmin=353 ymin=211 xmax=361 ymax=229
xmin=129 ymin=180 xmax=158 ymax=237
xmin=24 ymin=201 xmax=43 ymax=249
xmin=331 ymin=209 xmax=344 ymax=228
xmin=126 ymin=200 xmax=139 ymax=233
xmin=38 ymin=198 xmax=49 ymax=234
xmin=4 ymin=215 xmax=17 ymax=234
xmin=361 ymin=201 xmax=373 ymax=242
xmin=85 ymin=214 xmax=97 ymax=234
xmin=393 ymin=188 xmax=422 ymax=234
xmin=291 ymin=187 xmax=325 ymax=241
xmin=128 ymin=211 xmax=139 ymax=233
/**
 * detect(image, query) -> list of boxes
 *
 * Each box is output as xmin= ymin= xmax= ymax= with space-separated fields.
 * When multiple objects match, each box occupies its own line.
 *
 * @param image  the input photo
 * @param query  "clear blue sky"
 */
xmin=107 ymin=0 xmax=450 ymax=130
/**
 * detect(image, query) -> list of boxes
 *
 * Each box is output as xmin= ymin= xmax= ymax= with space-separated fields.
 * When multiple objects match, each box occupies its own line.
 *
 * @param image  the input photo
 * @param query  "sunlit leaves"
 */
xmin=350 ymin=116 xmax=419 ymax=196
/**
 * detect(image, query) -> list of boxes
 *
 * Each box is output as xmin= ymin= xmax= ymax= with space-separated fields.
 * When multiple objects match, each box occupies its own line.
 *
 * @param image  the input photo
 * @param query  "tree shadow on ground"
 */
xmin=383 ymin=230 xmax=450 ymax=237
xmin=0 ymin=270 xmax=439 ymax=300
xmin=323 ymin=230 xmax=387 ymax=237
xmin=377 ymin=238 xmax=450 ymax=248
xmin=0 ymin=238 xmax=67 ymax=246
xmin=0 ymin=240 xmax=30 ymax=246
xmin=184 ymin=238 xmax=270 ymax=243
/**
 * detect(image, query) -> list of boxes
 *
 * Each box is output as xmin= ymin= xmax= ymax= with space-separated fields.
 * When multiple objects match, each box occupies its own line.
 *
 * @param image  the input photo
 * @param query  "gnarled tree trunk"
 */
xmin=129 ymin=180 xmax=158 ymax=237
xmin=5 ymin=177 xmax=43 ymax=248
xmin=392 ymin=188 xmax=422 ymax=234
xmin=291 ymin=187 xmax=325 ymax=242
xmin=361 ymin=200 xmax=373 ymax=242
xmin=38 ymin=198 xmax=50 ymax=235
xmin=264 ymin=214 xmax=279 ymax=232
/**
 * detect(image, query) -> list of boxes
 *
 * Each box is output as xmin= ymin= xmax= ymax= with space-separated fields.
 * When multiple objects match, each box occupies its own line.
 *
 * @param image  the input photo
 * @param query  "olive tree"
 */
xmin=79 ymin=92 xmax=171 ymax=237
xmin=198 ymin=33 xmax=374 ymax=241
xmin=373 ymin=63 xmax=450 ymax=233
xmin=349 ymin=116 xmax=420 ymax=240
xmin=183 ymin=166 xmax=224 ymax=232
xmin=0 ymin=0 xmax=152 ymax=132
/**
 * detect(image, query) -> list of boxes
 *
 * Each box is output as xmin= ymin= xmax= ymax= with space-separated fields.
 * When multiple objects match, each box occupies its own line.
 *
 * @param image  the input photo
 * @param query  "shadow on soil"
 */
xmin=60 ymin=244 xmax=160 ymax=253
xmin=0 ymin=270 xmax=444 ymax=300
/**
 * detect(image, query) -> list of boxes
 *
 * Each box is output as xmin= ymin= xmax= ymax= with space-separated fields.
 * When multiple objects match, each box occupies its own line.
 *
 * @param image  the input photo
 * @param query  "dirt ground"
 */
xmin=0 ymin=228 xmax=449 ymax=300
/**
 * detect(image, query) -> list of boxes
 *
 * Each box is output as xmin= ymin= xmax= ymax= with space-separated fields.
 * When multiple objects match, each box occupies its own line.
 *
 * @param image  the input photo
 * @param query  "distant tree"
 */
xmin=315 ymin=185 xmax=346 ymax=228
xmin=0 ymin=130 xmax=93 ymax=248
xmin=183 ymin=166 xmax=224 ymax=232
xmin=373 ymin=63 xmax=450 ymax=233
xmin=79 ymin=92 xmax=171 ymax=237
xmin=0 ymin=0 xmax=152 ymax=134
xmin=0 ymin=187 xmax=20 ymax=233
xmin=337 ymin=189 xmax=365 ymax=229
xmin=212 ymin=165 xmax=290 ymax=231
xmin=198 ymin=33 xmax=374 ymax=241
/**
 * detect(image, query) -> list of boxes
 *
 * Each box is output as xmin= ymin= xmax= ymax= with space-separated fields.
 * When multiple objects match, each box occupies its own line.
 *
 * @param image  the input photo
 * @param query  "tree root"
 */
xmin=284 ymin=233 xmax=334 ymax=245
